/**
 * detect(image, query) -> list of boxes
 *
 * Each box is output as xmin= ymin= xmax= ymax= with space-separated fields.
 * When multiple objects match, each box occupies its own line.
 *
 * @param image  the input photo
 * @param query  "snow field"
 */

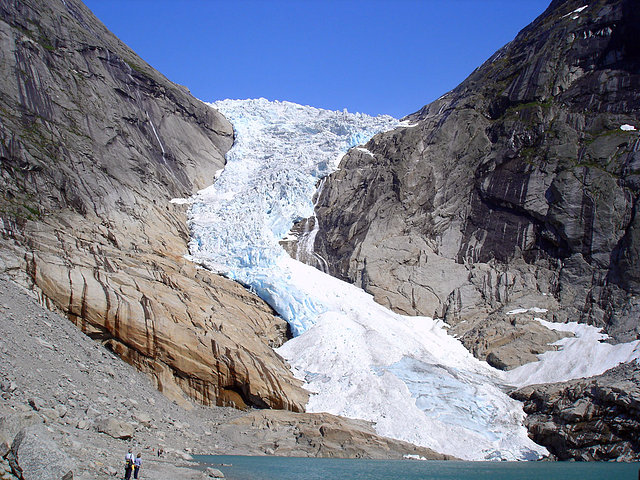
xmin=504 ymin=319 xmax=640 ymax=388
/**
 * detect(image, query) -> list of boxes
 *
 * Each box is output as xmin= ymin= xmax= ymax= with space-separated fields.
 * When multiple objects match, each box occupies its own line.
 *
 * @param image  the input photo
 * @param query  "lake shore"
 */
xmin=0 ymin=276 xmax=450 ymax=479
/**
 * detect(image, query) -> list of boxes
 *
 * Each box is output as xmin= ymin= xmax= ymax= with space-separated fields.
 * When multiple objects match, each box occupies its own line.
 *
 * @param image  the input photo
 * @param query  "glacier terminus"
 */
xmin=184 ymin=98 xmax=640 ymax=461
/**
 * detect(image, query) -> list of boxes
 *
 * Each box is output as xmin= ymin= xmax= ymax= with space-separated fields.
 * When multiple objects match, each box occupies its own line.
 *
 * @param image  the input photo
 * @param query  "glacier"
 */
xmin=188 ymin=98 xmax=399 ymax=336
xmin=185 ymin=98 xmax=640 ymax=461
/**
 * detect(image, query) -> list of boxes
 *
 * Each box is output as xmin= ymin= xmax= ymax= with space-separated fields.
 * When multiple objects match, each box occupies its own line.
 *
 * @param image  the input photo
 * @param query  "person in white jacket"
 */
xmin=123 ymin=449 xmax=134 ymax=480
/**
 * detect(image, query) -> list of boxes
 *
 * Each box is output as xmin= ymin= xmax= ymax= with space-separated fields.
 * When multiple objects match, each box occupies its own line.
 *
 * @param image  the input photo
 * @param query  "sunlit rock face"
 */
xmin=0 ymin=0 xmax=307 ymax=411
xmin=297 ymin=0 xmax=640 ymax=461
xmin=309 ymin=0 xmax=640 ymax=346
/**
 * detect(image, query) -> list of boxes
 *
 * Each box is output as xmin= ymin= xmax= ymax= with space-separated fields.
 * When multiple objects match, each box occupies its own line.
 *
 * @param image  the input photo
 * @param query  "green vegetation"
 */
xmin=25 ymin=18 xmax=56 ymax=52
xmin=124 ymin=58 xmax=146 ymax=75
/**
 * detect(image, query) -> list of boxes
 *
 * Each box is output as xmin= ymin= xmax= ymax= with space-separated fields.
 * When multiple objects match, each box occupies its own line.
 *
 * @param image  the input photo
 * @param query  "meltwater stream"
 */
xmin=185 ymin=98 xmax=638 ymax=461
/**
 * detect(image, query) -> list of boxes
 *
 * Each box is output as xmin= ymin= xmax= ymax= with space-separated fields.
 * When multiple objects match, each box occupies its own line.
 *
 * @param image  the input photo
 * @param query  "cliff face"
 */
xmin=0 ymin=0 xmax=307 ymax=411
xmin=512 ymin=361 xmax=640 ymax=461
xmin=308 ymin=0 xmax=640 ymax=364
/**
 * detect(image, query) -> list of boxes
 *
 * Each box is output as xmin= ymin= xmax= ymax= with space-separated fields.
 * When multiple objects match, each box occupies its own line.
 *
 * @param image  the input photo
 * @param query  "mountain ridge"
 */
xmin=299 ymin=0 xmax=640 ymax=460
xmin=0 ymin=0 xmax=307 ymax=412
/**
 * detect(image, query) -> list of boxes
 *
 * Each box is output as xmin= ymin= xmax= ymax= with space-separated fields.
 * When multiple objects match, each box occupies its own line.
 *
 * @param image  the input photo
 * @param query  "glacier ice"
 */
xmin=186 ymin=98 xmax=547 ymax=460
xmin=188 ymin=98 xmax=399 ymax=335
xmin=186 ymin=98 xmax=639 ymax=461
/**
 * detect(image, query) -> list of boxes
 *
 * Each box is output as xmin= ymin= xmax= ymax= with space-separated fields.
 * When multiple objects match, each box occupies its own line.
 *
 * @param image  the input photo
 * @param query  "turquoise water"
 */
xmin=194 ymin=455 xmax=639 ymax=480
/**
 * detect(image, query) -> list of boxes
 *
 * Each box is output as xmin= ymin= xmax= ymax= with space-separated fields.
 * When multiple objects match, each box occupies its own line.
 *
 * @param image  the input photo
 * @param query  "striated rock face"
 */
xmin=512 ymin=361 xmax=640 ymax=461
xmin=306 ymin=0 xmax=640 ymax=354
xmin=0 ymin=0 xmax=307 ymax=411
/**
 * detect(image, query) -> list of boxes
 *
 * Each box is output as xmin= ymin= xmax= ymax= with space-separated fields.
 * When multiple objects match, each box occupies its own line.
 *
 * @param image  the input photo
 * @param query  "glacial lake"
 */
xmin=194 ymin=455 xmax=640 ymax=480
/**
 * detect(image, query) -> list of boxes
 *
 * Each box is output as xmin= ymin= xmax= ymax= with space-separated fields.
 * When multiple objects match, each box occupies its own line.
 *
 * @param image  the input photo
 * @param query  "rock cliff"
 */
xmin=293 ymin=0 xmax=640 ymax=459
xmin=306 ymin=0 xmax=640 ymax=363
xmin=512 ymin=361 xmax=640 ymax=461
xmin=0 ymin=0 xmax=307 ymax=411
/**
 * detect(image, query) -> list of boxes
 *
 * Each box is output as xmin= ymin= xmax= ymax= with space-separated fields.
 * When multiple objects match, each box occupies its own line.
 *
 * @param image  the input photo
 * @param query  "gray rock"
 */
xmin=298 ymin=0 xmax=640 ymax=348
xmin=0 ymin=413 xmax=42 ymax=446
xmin=0 ymin=440 xmax=10 ymax=459
xmin=132 ymin=411 xmax=152 ymax=427
xmin=512 ymin=361 xmax=640 ymax=461
xmin=54 ymin=405 xmax=67 ymax=419
xmin=27 ymin=398 xmax=45 ymax=412
xmin=39 ymin=409 xmax=60 ymax=423
xmin=95 ymin=417 xmax=134 ymax=440
xmin=8 ymin=425 xmax=75 ymax=480
xmin=75 ymin=420 xmax=88 ymax=431
xmin=202 ymin=467 xmax=225 ymax=478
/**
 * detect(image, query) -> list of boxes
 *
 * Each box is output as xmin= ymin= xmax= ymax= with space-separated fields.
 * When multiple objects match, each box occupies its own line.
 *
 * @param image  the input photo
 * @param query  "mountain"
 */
xmin=300 ymin=0 xmax=640 ymax=460
xmin=1 ymin=0 xmax=639 ymax=466
xmin=0 ymin=0 xmax=307 ymax=412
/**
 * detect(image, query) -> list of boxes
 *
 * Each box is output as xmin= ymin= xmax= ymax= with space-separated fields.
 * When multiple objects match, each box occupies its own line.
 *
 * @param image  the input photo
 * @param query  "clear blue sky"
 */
xmin=84 ymin=0 xmax=550 ymax=118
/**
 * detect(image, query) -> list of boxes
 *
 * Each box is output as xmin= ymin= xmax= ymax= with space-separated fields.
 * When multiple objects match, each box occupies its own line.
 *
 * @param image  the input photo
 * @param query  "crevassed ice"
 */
xmin=187 ymin=99 xmax=548 ymax=461
xmin=188 ymin=98 xmax=399 ymax=335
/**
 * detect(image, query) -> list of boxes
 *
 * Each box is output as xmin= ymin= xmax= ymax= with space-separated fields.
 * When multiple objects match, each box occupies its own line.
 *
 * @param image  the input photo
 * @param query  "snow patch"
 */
xmin=563 ymin=4 xmax=588 ymax=18
xmin=621 ymin=124 xmax=637 ymax=131
xmin=506 ymin=307 xmax=548 ymax=315
xmin=403 ymin=455 xmax=427 ymax=461
xmin=355 ymin=147 xmax=375 ymax=157
xmin=170 ymin=198 xmax=192 ymax=205
xmin=504 ymin=319 xmax=640 ymax=388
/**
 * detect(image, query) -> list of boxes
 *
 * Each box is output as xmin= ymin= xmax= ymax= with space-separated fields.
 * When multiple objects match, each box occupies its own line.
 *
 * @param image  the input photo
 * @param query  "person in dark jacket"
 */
xmin=124 ymin=449 xmax=134 ymax=480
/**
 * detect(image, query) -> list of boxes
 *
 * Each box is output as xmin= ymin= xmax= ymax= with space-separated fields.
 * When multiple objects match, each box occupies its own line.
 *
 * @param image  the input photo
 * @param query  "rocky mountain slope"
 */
xmin=297 ymin=0 xmax=640 ymax=459
xmin=0 ymin=277 xmax=449 ymax=480
xmin=512 ymin=361 xmax=640 ymax=461
xmin=0 ymin=0 xmax=307 ymax=411
xmin=308 ymin=0 xmax=639 ymax=360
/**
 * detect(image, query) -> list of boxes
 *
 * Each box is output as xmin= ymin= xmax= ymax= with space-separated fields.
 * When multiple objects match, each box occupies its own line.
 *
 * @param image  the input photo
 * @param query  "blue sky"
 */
xmin=84 ymin=0 xmax=550 ymax=118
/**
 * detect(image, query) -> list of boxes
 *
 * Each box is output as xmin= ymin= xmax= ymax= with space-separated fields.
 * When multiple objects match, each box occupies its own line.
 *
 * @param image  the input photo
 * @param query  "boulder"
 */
xmin=202 ymin=467 xmax=225 ymax=478
xmin=0 ymin=413 xmax=42 ymax=446
xmin=7 ymin=425 xmax=75 ymax=480
xmin=95 ymin=417 xmax=134 ymax=440
xmin=132 ymin=411 xmax=152 ymax=427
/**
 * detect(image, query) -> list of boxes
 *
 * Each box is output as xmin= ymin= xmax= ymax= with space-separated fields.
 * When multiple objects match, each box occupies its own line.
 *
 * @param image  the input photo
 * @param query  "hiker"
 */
xmin=133 ymin=452 xmax=142 ymax=479
xmin=124 ymin=449 xmax=134 ymax=480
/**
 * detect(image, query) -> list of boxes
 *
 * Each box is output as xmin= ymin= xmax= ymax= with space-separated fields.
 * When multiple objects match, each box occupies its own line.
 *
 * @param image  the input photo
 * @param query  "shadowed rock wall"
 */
xmin=306 ymin=0 xmax=640 ymax=360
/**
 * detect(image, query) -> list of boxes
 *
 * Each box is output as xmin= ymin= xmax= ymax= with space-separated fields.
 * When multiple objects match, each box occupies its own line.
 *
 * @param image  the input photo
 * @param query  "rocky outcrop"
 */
xmin=8 ymin=424 xmax=75 ymax=480
xmin=222 ymin=410 xmax=455 ymax=460
xmin=512 ymin=361 xmax=640 ymax=461
xmin=458 ymin=312 xmax=571 ymax=370
xmin=0 ymin=275 xmax=453 ymax=478
xmin=0 ymin=0 xmax=307 ymax=411
xmin=305 ymin=0 xmax=640 ymax=357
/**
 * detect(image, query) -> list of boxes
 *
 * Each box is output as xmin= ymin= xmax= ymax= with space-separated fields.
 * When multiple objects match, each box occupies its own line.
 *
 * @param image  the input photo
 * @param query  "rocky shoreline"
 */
xmin=0 ymin=276 xmax=451 ymax=480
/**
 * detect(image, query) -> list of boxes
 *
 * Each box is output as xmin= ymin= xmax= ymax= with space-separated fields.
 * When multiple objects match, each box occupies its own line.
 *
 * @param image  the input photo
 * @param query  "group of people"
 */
xmin=124 ymin=449 xmax=142 ymax=479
